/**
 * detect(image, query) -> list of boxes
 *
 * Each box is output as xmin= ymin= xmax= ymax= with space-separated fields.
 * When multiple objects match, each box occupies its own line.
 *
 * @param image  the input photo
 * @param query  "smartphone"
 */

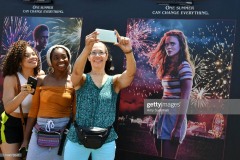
xmin=19 ymin=147 xmax=28 ymax=158
xmin=96 ymin=28 xmax=117 ymax=43
xmin=27 ymin=76 xmax=37 ymax=95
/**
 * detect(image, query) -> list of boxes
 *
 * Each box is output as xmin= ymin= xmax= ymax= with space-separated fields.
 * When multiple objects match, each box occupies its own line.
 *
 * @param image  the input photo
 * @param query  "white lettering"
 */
xmin=32 ymin=5 xmax=40 ymax=9
xmin=152 ymin=11 xmax=161 ymax=14
xmin=30 ymin=10 xmax=42 ymax=13
xmin=162 ymin=11 xmax=179 ymax=15
xmin=23 ymin=10 xmax=29 ymax=13
xmin=165 ymin=6 xmax=175 ymax=10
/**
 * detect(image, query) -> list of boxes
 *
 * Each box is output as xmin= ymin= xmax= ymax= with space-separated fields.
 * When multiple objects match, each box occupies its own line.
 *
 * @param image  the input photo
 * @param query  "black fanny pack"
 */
xmin=74 ymin=121 xmax=112 ymax=149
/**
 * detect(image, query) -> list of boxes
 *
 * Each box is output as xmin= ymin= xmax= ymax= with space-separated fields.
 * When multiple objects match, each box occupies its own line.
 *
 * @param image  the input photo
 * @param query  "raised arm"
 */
xmin=113 ymin=30 xmax=136 ymax=93
xmin=71 ymin=31 xmax=99 ymax=89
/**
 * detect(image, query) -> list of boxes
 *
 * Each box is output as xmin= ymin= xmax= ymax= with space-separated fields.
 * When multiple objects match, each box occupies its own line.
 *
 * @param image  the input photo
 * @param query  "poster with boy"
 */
xmin=0 ymin=16 xmax=82 ymax=73
xmin=0 ymin=16 xmax=83 ymax=101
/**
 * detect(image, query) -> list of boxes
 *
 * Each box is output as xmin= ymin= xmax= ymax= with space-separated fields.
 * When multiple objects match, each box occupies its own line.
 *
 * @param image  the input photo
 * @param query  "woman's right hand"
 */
xmin=19 ymin=139 xmax=28 ymax=152
xmin=20 ymin=139 xmax=28 ymax=148
xmin=85 ymin=31 xmax=99 ymax=51
xmin=21 ymin=84 xmax=34 ymax=95
xmin=19 ymin=141 xmax=28 ymax=159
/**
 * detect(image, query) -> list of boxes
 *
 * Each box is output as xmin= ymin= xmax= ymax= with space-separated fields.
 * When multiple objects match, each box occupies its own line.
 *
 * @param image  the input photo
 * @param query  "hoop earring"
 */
xmin=67 ymin=64 xmax=71 ymax=74
xmin=48 ymin=66 xmax=54 ymax=73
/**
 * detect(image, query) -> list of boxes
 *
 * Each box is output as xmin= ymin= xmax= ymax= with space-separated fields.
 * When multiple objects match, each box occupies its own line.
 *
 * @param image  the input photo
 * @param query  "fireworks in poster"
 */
xmin=0 ymin=16 xmax=83 ymax=98
xmin=1 ymin=16 xmax=83 ymax=68
xmin=118 ymin=19 xmax=236 ymax=159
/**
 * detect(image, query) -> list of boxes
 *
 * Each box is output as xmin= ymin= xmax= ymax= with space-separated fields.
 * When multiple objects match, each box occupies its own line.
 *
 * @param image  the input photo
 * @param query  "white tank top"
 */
xmin=13 ymin=72 xmax=33 ymax=113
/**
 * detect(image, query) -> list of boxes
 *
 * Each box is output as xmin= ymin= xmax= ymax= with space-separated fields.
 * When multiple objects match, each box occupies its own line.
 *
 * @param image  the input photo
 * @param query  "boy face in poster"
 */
xmin=35 ymin=30 xmax=49 ymax=52
xmin=33 ymin=24 xmax=49 ymax=53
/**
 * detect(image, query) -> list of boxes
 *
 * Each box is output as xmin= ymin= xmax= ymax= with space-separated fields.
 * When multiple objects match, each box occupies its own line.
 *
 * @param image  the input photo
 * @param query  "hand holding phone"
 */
xmin=19 ymin=147 xmax=28 ymax=159
xmin=27 ymin=76 xmax=37 ymax=95
xmin=96 ymin=29 xmax=117 ymax=43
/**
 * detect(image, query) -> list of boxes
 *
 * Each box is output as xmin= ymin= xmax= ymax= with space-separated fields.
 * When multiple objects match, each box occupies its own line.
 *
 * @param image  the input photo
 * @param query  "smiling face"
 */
xmin=88 ymin=42 xmax=108 ymax=70
xmin=51 ymin=47 xmax=69 ymax=72
xmin=21 ymin=46 xmax=39 ymax=69
xmin=164 ymin=36 xmax=180 ymax=57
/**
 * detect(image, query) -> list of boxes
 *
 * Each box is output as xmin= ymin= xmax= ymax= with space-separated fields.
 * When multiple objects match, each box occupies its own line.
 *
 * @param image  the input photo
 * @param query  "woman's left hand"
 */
xmin=114 ymin=30 xmax=132 ymax=54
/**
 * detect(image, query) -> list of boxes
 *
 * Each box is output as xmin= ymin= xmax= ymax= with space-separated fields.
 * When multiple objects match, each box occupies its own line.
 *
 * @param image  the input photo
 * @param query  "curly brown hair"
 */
xmin=1 ymin=40 xmax=40 ymax=77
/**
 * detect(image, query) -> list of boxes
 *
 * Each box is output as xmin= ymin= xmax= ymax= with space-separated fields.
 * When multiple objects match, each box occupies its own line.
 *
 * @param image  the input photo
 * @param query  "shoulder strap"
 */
xmin=15 ymin=73 xmax=26 ymax=134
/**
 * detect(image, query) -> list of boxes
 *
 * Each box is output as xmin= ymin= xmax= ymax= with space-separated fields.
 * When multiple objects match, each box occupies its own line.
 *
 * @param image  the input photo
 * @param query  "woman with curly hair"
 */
xmin=0 ymin=40 xmax=40 ymax=160
xmin=149 ymin=30 xmax=194 ymax=160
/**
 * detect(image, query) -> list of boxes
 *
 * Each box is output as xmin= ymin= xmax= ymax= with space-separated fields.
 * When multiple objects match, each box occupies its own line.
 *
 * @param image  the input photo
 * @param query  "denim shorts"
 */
xmin=0 ymin=112 xmax=27 ymax=144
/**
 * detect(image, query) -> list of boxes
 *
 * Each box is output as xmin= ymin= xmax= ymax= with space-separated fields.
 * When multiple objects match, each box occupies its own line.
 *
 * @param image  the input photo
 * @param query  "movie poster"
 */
xmin=118 ymin=19 xmax=236 ymax=160
xmin=0 ymin=16 xmax=83 ymax=98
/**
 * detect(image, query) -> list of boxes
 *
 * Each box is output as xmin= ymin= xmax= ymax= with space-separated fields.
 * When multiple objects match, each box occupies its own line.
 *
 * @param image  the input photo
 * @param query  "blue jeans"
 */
xmin=64 ymin=140 xmax=116 ymax=160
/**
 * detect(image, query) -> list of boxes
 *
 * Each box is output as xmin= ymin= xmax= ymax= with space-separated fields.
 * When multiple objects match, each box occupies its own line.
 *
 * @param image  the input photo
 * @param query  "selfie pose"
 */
xmin=149 ymin=30 xmax=194 ymax=160
xmin=21 ymin=45 xmax=75 ymax=160
xmin=64 ymin=30 xmax=136 ymax=160
xmin=0 ymin=40 xmax=40 ymax=160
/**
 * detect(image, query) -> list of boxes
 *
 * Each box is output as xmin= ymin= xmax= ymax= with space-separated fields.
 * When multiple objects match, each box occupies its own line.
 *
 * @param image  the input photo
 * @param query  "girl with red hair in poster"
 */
xmin=149 ymin=30 xmax=194 ymax=160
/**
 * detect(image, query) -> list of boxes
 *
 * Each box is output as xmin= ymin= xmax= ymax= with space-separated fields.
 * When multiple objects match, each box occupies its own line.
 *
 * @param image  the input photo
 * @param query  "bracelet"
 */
xmin=124 ymin=49 xmax=133 ymax=54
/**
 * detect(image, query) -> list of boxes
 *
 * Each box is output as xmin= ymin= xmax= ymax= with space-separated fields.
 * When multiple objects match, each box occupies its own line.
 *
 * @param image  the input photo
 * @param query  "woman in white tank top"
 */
xmin=0 ymin=40 xmax=40 ymax=160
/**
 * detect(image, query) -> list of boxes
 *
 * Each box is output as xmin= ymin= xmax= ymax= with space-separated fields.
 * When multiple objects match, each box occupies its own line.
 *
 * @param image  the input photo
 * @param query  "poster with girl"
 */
xmin=118 ymin=19 xmax=236 ymax=160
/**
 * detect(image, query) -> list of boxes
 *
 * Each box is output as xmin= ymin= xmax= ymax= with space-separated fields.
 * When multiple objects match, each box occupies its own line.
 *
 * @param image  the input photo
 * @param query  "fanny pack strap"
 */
xmin=57 ymin=118 xmax=72 ymax=156
xmin=73 ymin=121 xmax=113 ymax=130
xmin=15 ymin=73 xmax=26 ymax=136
